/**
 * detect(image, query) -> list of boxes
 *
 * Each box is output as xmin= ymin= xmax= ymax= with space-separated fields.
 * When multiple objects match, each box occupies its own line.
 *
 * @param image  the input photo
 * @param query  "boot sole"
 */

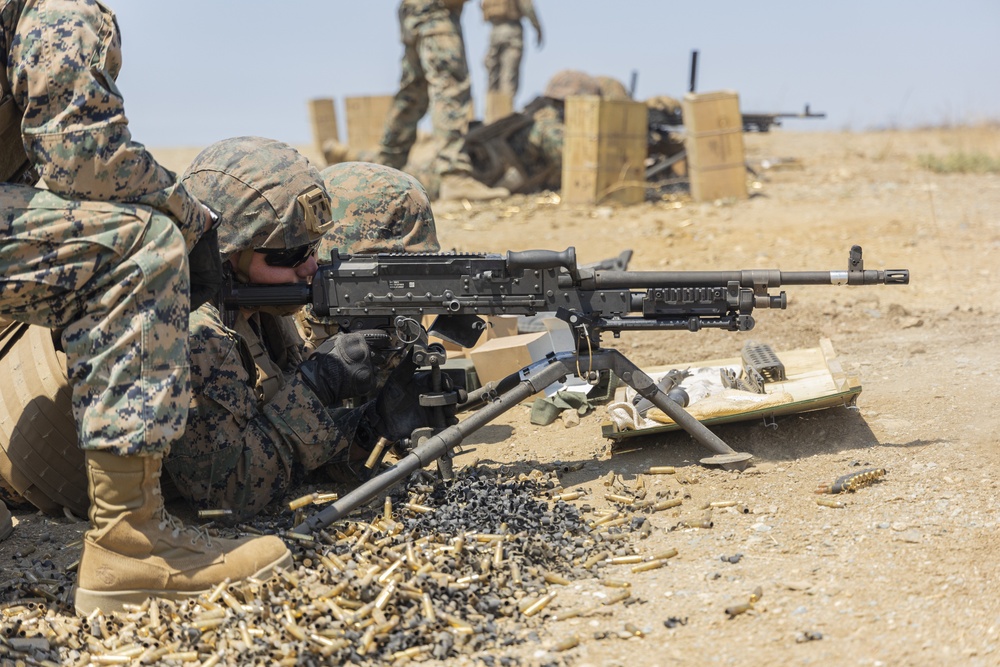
xmin=73 ymin=550 xmax=294 ymax=615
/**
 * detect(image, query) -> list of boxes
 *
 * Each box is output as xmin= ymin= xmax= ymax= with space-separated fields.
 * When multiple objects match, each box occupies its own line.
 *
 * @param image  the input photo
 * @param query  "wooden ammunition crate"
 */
xmin=561 ymin=96 xmax=648 ymax=206
xmin=345 ymin=95 xmax=395 ymax=152
xmin=682 ymin=90 xmax=747 ymax=201
xmin=307 ymin=98 xmax=340 ymax=155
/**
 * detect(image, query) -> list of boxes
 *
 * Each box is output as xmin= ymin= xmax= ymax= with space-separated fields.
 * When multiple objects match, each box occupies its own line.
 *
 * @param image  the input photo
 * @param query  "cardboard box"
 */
xmin=469 ymin=331 xmax=555 ymax=396
xmin=682 ymin=90 xmax=747 ymax=201
xmin=562 ymin=95 xmax=648 ymax=206
xmin=423 ymin=314 xmax=521 ymax=359
xmin=308 ymin=98 xmax=339 ymax=156
xmin=345 ymin=95 xmax=394 ymax=152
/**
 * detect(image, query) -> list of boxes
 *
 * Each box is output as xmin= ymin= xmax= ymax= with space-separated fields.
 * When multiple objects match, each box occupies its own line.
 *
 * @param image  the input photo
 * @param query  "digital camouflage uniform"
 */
xmin=481 ymin=0 xmax=542 ymax=97
xmin=379 ymin=0 xmax=474 ymax=178
xmin=319 ymin=162 xmax=440 ymax=257
xmin=169 ymin=146 xmax=437 ymax=519
xmin=0 ymin=0 xmax=211 ymax=456
xmin=467 ymin=70 xmax=600 ymax=193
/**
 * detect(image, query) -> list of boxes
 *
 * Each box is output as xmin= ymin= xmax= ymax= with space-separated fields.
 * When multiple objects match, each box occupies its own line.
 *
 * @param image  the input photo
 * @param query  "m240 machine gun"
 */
xmin=222 ymin=246 xmax=908 ymax=534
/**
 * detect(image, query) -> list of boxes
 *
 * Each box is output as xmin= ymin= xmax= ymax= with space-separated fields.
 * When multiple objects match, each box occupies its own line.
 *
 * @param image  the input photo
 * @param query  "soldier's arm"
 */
xmin=10 ymin=2 xmax=210 ymax=248
xmin=521 ymin=0 xmax=543 ymax=46
xmin=166 ymin=308 xmax=369 ymax=518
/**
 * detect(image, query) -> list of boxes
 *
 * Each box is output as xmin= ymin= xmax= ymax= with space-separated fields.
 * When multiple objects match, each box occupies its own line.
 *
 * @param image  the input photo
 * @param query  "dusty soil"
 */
xmin=3 ymin=126 xmax=999 ymax=666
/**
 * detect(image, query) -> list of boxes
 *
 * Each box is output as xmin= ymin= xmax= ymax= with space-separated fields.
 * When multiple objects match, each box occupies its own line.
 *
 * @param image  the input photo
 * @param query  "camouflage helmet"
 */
xmin=543 ymin=69 xmax=601 ymax=101
xmin=317 ymin=162 xmax=440 ymax=259
xmin=180 ymin=136 xmax=334 ymax=259
xmin=595 ymin=76 xmax=631 ymax=101
xmin=646 ymin=95 xmax=682 ymax=114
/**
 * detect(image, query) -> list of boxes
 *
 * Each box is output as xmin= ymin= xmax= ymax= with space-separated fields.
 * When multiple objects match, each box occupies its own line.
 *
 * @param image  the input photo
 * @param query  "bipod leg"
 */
xmin=292 ymin=354 xmax=575 ymax=534
xmin=591 ymin=349 xmax=753 ymax=471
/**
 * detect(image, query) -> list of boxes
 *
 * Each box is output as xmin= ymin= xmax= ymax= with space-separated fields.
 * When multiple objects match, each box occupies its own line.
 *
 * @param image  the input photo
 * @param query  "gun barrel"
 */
xmin=589 ymin=268 xmax=908 ymax=289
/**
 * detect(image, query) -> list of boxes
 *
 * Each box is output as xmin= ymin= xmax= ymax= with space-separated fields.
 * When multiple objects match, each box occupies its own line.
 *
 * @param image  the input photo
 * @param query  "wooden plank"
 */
xmin=602 ymin=339 xmax=863 ymax=442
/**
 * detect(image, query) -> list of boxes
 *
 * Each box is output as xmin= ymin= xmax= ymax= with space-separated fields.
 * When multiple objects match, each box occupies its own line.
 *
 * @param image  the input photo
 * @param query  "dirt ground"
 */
xmin=3 ymin=126 xmax=999 ymax=666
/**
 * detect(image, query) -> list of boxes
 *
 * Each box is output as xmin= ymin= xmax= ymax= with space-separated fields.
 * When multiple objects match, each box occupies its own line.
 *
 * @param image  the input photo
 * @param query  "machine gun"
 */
xmin=647 ymin=103 xmax=827 ymax=135
xmin=222 ymin=246 xmax=908 ymax=534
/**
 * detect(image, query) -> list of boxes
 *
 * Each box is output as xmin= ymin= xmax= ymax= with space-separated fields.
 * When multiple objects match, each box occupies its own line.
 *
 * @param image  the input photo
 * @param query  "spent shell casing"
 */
xmin=283 ymin=531 xmax=315 ymax=543
xmin=542 ymin=572 xmax=571 ymax=586
xmin=605 ymin=494 xmax=635 ymax=505
xmin=599 ymin=579 xmax=631 ymax=588
xmin=710 ymin=500 xmax=737 ymax=508
xmin=364 ymin=436 xmax=391 ymax=470
xmin=602 ymin=589 xmax=631 ymax=606
xmin=725 ymin=602 xmax=751 ymax=617
xmin=652 ymin=498 xmax=683 ymax=512
xmin=591 ymin=511 xmax=621 ymax=527
xmin=522 ymin=592 xmax=557 ymax=617
xmin=647 ymin=466 xmax=676 ymax=474
xmin=288 ymin=493 xmax=318 ymax=511
xmin=553 ymin=491 xmax=585 ymax=502
xmin=815 ymin=497 xmax=846 ymax=508
xmin=631 ymin=558 xmax=667 ymax=573
xmin=607 ymin=555 xmax=643 ymax=565
xmin=624 ymin=622 xmax=645 ymax=637
xmin=582 ymin=551 xmax=611 ymax=569
xmin=552 ymin=635 xmax=580 ymax=652
xmin=551 ymin=608 xmax=584 ymax=621
xmin=402 ymin=502 xmax=434 ymax=514
xmin=197 ymin=509 xmax=233 ymax=518
xmin=649 ymin=547 xmax=679 ymax=560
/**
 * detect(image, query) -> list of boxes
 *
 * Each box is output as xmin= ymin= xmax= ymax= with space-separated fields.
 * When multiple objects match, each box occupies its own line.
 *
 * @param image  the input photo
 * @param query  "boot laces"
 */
xmin=151 ymin=478 xmax=215 ymax=547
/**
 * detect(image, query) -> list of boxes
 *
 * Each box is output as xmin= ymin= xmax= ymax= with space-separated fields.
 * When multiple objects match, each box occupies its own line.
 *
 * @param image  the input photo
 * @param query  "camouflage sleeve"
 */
xmin=10 ymin=0 xmax=208 ymax=249
xmin=165 ymin=306 xmax=364 ymax=518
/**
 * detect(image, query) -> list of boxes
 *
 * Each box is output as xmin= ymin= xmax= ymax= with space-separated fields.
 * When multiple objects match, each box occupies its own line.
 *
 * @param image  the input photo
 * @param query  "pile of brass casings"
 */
xmin=1 ymin=467 xmax=683 ymax=664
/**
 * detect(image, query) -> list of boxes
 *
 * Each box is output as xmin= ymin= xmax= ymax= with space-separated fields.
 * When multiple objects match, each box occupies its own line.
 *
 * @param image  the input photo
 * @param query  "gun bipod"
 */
xmin=292 ymin=349 xmax=751 ymax=535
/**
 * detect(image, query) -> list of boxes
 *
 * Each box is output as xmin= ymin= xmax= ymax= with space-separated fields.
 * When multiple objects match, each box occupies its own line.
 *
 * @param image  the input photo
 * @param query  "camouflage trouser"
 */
xmin=379 ymin=12 xmax=473 ymax=177
xmin=0 ymin=185 xmax=190 ymax=456
xmin=484 ymin=21 xmax=524 ymax=96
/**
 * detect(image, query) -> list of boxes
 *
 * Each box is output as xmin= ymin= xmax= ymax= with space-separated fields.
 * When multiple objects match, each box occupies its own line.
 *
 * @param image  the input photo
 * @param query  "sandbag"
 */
xmin=0 ymin=323 xmax=87 ymax=516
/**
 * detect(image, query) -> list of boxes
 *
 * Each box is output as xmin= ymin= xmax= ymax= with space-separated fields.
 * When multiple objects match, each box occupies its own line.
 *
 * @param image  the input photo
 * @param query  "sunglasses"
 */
xmin=255 ymin=240 xmax=319 ymax=268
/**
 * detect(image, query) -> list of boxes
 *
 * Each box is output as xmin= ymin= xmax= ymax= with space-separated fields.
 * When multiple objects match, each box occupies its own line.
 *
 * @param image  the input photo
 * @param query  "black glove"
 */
xmin=367 ymin=350 xmax=457 ymax=442
xmin=188 ymin=224 xmax=223 ymax=310
xmin=298 ymin=333 xmax=377 ymax=406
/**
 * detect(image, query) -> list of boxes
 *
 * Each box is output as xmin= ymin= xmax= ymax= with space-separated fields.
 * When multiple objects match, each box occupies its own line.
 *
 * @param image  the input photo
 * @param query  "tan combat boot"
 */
xmin=74 ymin=451 xmax=292 ymax=615
xmin=438 ymin=174 xmax=509 ymax=202
xmin=0 ymin=499 xmax=12 ymax=541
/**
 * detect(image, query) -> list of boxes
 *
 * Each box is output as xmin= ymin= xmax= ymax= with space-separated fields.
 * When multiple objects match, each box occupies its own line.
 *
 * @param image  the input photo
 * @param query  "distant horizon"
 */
xmin=107 ymin=1 xmax=1000 ymax=148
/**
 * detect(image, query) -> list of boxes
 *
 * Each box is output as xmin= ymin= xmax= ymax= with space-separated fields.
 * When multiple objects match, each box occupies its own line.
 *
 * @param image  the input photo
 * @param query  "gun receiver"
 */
xmin=220 ymin=246 xmax=908 ymax=534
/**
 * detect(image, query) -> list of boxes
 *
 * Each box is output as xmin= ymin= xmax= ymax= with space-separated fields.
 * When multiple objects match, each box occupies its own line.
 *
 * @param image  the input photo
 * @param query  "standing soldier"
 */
xmin=0 ymin=0 xmax=290 ymax=610
xmin=379 ymin=0 xmax=509 ymax=201
xmin=481 ymin=0 xmax=543 ymax=98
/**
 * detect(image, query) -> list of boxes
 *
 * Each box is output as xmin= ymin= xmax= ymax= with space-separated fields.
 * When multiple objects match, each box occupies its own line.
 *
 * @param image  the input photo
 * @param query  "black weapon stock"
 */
xmin=221 ymin=245 xmax=907 ymax=533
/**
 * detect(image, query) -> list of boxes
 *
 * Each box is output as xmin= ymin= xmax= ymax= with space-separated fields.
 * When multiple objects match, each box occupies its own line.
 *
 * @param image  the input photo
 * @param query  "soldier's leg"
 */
xmin=498 ymin=33 xmax=525 ymax=97
xmin=0 ymin=187 xmax=290 ymax=613
xmin=379 ymin=42 xmax=430 ymax=170
xmin=484 ymin=28 xmax=504 ymax=93
xmin=419 ymin=27 xmax=474 ymax=177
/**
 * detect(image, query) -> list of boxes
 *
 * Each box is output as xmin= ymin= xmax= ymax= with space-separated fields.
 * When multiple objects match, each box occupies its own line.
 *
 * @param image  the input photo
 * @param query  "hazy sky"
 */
xmin=108 ymin=1 xmax=1000 ymax=148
